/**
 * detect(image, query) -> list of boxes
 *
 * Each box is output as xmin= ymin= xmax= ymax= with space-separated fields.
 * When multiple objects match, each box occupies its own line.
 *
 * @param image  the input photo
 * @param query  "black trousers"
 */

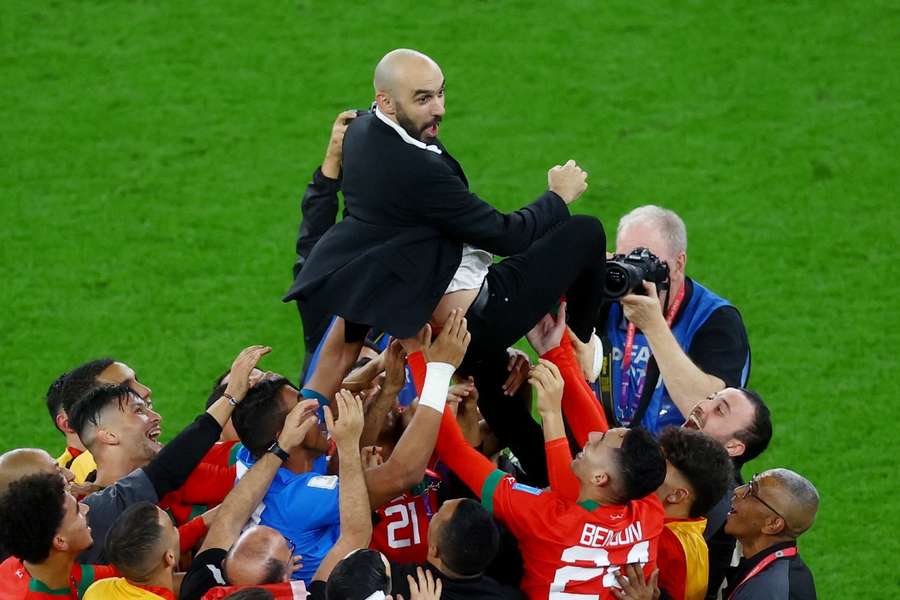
xmin=461 ymin=214 xmax=607 ymax=486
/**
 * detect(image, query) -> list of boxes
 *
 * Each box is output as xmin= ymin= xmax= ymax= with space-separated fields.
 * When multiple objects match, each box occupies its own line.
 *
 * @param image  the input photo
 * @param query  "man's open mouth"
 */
xmin=684 ymin=412 xmax=703 ymax=430
xmin=147 ymin=427 xmax=162 ymax=442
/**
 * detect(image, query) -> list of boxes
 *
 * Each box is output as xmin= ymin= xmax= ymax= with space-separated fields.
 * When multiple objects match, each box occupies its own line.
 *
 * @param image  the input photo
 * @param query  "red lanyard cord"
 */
xmin=727 ymin=546 xmax=798 ymax=600
xmin=618 ymin=283 xmax=687 ymax=412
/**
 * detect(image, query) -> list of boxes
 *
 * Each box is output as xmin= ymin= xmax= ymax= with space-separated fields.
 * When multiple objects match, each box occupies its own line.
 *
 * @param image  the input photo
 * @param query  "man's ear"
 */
xmin=55 ymin=412 xmax=73 ymax=434
xmin=724 ymin=439 xmax=745 ymax=459
xmin=375 ymin=92 xmax=395 ymax=116
xmin=592 ymin=471 xmax=610 ymax=488
xmin=52 ymin=534 xmax=68 ymax=553
xmin=676 ymin=251 xmax=687 ymax=277
xmin=761 ymin=515 xmax=787 ymax=536
xmin=163 ymin=549 xmax=177 ymax=570
xmin=96 ymin=428 xmax=119 ymax=447
xmin=666 ymin=487 xmax=690 ymax=507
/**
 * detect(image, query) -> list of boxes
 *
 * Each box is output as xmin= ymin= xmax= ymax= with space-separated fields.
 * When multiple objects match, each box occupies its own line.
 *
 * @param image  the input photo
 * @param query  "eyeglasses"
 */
xmin=284 ymin=536 xmax=296 ymax=556
xmin=735 ymin=475 xmax=791 ymax=531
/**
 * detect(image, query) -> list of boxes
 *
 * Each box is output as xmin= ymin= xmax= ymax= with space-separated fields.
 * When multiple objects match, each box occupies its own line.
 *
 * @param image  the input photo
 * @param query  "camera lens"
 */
xmin=604 ymin=264 xmax=632 ymax=299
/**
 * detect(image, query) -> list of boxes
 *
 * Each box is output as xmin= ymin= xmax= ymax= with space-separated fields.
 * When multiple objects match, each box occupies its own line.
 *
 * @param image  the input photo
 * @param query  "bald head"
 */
xmin=374 ymin=48 xmax=439 ymax=95
xmin=225 ymin=526 xmax=292 ymax=585
xmin=765 ymin=468 xmax=819 ymax=535
xmin=0 ymin=448 xmax=64 ymax=495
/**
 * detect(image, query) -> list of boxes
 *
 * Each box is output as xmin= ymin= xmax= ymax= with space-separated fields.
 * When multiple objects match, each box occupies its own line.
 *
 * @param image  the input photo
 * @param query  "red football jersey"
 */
xmin=370 ymin=488 xmax=439 ymax=564
xmin=0 ymin=557 xmax=117 ymax=600
xmin=482 ymin=471 xmax=665 ymax=600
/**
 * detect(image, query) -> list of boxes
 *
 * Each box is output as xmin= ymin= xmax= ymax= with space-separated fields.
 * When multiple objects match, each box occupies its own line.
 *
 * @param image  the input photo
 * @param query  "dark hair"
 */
xmin=616 ymin=429 xmax=666 ymax=501
xmin=232 ymin=377 xmax=293 ymax=458
xmin=223 ymin=589 xmax=275 ymax=599
xmin=67 ymin=384 xmax=132 ymax=445
xmin=206 ymin=369 xmax=232 ymax=409
xmin=0 ymin=474 xmax=66 ymax=563
xmin=659 ymin=427 xmax=734 ymax=518
xmin=46 ymin=373 xmax=69 ymax=432
xmin=732 ymin=389 xmax=772 ymax=467
xmin=58 ymin=359 xmax=116 ymax=414
xmin=259 ymin=557 xmax=290 ymax=585
xmin=326 ymin=549 xmax=390 ymax=600
xmin=105 ymin=501 xmax=165 ymax=580
xmin=438 ymin=499 xmax=499 ymax=576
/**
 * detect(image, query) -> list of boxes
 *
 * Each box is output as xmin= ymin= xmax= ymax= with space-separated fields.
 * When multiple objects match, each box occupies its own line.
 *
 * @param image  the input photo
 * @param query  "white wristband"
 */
xmin=589 ymin=333 xmax=604 ymax=383
xmin=418 ymin=362 xmax=455 ymax=413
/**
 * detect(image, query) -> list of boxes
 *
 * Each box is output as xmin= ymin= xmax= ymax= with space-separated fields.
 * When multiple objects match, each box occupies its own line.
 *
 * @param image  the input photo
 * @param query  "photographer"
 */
xmin=595 ymin=205 xmax=750 ymax=435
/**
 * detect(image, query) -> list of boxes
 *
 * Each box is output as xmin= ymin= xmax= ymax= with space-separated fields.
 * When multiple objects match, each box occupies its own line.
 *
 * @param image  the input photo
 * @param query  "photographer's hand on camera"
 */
xmin=548 ymin=159 xmax=588 ymax=204
xmin=621 ymin=282 xmax=666 ymax=335
xmin=321 ymin=109 xmax=358 ymax=179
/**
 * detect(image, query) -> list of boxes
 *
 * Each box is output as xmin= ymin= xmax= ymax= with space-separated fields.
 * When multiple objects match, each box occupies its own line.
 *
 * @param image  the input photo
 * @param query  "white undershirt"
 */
xmin=373 ymin=108 xmax=491 ymax=293
xmin=446 ymin=244 xmax=493 ymax=293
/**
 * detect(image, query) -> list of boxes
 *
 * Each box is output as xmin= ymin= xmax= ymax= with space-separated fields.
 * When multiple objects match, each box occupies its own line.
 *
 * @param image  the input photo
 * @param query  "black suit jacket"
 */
xmin=284 ymin=112 xmax=570 ymax=338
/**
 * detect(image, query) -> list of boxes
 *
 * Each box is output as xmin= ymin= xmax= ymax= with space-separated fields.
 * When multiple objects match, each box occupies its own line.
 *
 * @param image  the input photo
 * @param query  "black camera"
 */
xmin=603 ymin=247 xmax=670 ymax=299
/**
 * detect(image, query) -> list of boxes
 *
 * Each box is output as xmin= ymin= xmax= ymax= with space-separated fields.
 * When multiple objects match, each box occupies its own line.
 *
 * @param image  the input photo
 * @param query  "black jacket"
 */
xmin=724 ymin=541 xmax=816 ymax=600
xmin=283 ymin=111 xmax=570 ymax=338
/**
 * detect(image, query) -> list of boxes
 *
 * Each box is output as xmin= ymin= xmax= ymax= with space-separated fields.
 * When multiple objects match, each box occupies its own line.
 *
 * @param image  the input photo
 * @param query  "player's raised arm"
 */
xmin=364 ymin=310 xmax=470 ymax=508
xmin=527 ymin=302 xmax=609 ymax=446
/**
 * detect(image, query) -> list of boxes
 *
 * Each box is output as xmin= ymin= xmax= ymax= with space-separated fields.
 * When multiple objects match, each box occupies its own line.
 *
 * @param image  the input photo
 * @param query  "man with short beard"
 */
xmin=286 ymin=49 xmax=608 ymax=487
xmin=681 ymin=389 xmax=772 ymax=599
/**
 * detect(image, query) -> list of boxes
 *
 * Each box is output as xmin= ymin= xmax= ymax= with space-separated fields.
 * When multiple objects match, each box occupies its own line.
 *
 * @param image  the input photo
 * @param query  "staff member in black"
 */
xmin=285 ymin=51 xmax=607 ymax=473
xmin=722 ymin=468 xmax=818 ymax=599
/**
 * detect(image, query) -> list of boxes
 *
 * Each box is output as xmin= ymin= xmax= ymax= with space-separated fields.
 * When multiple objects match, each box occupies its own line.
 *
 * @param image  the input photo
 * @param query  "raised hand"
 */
xmin=526 ymin=301 xmax=567 ymax=356
xmin=502 ymin=348 xmax=531 ymax=396
xmin=548 ymin=159 xmax=588 ymax=204
xmin=425 ymin=309 xmax=471 ymax=368
xmin=224 ymin=345 xmax=272 ymax=403
xmin=529 ymin=359 xmax=565 ymax=417
xmin=400 ymin=567 xmax=443 ymax=600
xmin=276 ymin=399 xmax=320 ymax=452
xmin=612 ymin=564 xmax=660 ymax=600
xmin=322 ymin=109 xmax=358 ymax=179
xmin=382 ymin=339 xmax=408 ymax=391
xmin=325 ymin=389 xmax=365 ymax=446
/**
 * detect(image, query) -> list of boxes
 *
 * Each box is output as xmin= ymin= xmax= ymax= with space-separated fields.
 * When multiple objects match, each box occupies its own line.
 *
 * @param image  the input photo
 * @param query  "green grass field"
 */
xmin=2 ymin=1 xmax=898 ymax=595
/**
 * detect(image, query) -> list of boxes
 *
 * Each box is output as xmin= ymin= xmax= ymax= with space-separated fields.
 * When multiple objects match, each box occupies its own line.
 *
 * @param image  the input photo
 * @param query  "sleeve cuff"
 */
xmin=417 ymin=362 xmax=455 ymax=413
xmin=313 ymin=166 xmax=342 ymax=189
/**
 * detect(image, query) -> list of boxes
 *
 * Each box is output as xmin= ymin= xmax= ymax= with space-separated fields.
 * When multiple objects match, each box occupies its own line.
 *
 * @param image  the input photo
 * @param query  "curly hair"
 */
xmin=615 ymin=429 xmax=667 ymax=502
xmin=0 ymin=473 xmax=66 ymax=563
xmin=659 ymin=427 xmax=734 ymax=517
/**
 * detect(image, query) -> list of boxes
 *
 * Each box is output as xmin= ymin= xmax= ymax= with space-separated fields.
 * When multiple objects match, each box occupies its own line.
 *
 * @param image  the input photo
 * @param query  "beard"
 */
xmin=396 ymin=106 xmax=441 ymax=143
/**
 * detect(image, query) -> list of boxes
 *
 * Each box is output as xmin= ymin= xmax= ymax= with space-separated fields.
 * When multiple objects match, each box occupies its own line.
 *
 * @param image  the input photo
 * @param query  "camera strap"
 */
xmin=619 ymin=283 xmax=686 ymax=427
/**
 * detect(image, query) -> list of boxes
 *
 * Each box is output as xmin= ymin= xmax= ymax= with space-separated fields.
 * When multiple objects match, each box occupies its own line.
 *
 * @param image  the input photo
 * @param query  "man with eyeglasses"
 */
xmin=722 ymin=469 xmax=818 ymax=599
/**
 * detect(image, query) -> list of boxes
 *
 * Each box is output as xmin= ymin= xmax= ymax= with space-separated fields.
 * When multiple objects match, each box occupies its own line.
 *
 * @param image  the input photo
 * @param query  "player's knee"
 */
xmin=568 ymin=215 xmax=606 ymax=251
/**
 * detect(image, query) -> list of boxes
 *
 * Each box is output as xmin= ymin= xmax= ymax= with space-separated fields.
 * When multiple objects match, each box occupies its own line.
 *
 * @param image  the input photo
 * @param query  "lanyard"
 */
xmin=727 ymin=546 xmax=798 ymax=599
xmin=618 ymin=283 xmax=686 ymax=421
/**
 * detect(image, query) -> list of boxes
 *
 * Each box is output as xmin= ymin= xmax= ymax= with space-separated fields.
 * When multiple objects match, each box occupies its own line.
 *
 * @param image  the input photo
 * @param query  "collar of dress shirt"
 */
xmin=374 ymin=106 xmax=442 ymax=155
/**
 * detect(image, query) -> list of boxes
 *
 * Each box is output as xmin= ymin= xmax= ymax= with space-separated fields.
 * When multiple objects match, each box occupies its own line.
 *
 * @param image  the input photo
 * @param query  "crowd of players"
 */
xmin=0 ymin=49 xmax=820 ymax=600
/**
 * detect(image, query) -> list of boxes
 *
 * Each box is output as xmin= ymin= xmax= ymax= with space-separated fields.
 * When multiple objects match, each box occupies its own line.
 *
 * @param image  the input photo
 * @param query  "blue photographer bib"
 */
xmin=605 ymin=280 xmax=748 ymax=435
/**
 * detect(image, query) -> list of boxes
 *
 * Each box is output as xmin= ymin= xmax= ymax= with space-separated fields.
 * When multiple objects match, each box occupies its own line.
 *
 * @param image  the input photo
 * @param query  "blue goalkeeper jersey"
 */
xmin=235 ymin=445 xmax=340 ymax=584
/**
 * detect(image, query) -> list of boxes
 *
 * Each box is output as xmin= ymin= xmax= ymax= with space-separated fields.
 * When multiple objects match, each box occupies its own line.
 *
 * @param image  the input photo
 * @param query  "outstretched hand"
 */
xmin=325 ymin=389 xmax=365 ymax=446
xmin=612 ymin=564 xmax=660 ymax=600
xmin=424 ymin=309 xmax=471 ymax=368
xmin=276 ymin=399 xmax=320 ymax=452
xmin=526 ymin=301 xmax=567 ymax=356
xmin=530 ymin=359 xmax=565 ymax=417
xmin=322 ymin=109 xmax=358 ymax=179
xmin=224 ymin=345 xmax=272 ymax=403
